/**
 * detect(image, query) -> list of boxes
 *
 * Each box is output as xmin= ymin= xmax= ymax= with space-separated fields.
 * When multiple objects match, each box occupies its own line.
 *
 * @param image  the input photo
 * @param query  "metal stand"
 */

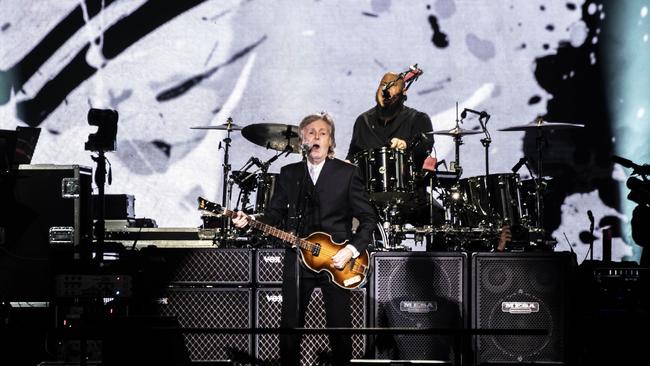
xmin=220 ymin=117 xmax=236 ymax=207
xmin=478 ymin=115 xmax=491 ymax=176
xmin=218 ymin=118 xmax=238 ymax=241
xmin=450 ymin=99 xmax=465 ymax=170
xmin=534 ymin=123 xmax=545 ymax=229
xmin=91 ymin=150 xmax=108 ymax=250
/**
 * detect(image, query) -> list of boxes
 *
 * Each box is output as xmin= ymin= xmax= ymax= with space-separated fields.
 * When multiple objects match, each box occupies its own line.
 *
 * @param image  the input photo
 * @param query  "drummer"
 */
xmin=346 ymin=71 xmax=440 ymax=226
xmin=345 ymin=71 xmax=433 ymax=169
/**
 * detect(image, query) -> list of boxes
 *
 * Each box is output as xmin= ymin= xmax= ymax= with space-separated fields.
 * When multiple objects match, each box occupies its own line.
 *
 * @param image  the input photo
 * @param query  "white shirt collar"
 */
xmin=307 ymin=159 xmax=326 ymax=183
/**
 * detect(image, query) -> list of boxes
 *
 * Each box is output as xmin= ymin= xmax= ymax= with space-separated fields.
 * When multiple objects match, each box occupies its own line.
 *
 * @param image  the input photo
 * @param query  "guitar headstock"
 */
xmin=197 ymin=196 xmax=224 ymax=216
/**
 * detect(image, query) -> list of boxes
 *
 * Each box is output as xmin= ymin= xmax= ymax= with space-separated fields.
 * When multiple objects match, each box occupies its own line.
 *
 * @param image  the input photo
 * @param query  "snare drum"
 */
xmin=353 ymin=147 xmax=414 ymax=202
xmin=458 ymin=173 xmax=522 ymax=227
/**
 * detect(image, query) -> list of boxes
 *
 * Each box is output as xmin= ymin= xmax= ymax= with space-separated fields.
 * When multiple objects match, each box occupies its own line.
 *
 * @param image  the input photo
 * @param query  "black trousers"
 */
xmin=280 ymin=252 xmax=353 ymax=365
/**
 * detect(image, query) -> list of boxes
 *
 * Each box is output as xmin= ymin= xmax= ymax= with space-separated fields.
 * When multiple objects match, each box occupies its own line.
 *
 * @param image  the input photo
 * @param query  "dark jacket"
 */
xmin=260 ymin=157 xmax=377 ymax=252
xmin=345 ymin=105 xmax=433 ymax=169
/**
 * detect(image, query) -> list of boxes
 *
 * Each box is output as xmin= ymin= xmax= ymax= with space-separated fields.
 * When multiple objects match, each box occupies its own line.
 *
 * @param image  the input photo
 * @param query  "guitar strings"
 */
xmin=205 ymin=206 xmax=368 ymax=276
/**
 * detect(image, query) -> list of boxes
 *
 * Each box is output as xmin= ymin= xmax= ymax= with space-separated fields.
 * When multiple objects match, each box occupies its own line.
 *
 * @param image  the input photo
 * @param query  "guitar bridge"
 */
xmin=311 ymin=244 xmax=320 ymax=256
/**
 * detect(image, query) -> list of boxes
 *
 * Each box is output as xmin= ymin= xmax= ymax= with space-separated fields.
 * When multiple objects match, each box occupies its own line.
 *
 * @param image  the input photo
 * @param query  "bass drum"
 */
xmin=254 ymin=173 xmax=279 ymax=213
xmin=457 ymin=173 xmax=522 ymax=227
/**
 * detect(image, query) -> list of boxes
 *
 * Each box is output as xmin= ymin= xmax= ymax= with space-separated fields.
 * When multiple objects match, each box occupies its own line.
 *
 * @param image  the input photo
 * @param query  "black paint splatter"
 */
xmin=528 ymin=0 xmax=620 ymax=246
xmin=10 ymin=0 xmax=209 ymax=127
xmin=528 ymin=95 xmax=542 ymax=105
xmin=362 ymin=12 xmax=379 ymax=17
xmin=579 ymin=230 xmax=598 ymax=244
xmin=1 ymin=0 xmax=118 ymax=105
xmin=373 ymin=59 xmax=386 ymax=69
xmin=567 ymin=3 xmax=577 ymax=11
xmin=152 ymin=140 xmax=172 ymax=157
xmin=156 ymin=35 xmax=267 ymax=102
xmin=546 ymin=24 xmax=555 ymax=31
xmin=1 ymin=23 xmax=10 ymax=32
xmin=428 ymin=15 xmax=449 ymax=48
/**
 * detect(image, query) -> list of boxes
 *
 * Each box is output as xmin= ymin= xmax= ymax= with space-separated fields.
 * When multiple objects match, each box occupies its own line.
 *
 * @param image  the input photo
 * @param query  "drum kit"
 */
xmin=193 ymin=114 xmax=584 ymax=251
xmin=191 ymin=119 xmax=301 ymax=241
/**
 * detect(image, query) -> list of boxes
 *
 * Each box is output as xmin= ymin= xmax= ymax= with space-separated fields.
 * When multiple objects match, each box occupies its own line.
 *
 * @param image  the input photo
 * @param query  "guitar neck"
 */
xmin=222 ymin=209 xmax=315 ymax=251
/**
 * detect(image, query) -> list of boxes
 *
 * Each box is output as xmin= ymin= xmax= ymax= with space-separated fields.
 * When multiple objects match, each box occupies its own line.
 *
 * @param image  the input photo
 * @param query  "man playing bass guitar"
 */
xmin=232 ymin=112 xmax=377 ymax=365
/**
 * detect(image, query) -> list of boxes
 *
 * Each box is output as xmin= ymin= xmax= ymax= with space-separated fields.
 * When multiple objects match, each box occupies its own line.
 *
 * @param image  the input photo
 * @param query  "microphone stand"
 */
xmin=291 ymin=155 xmax=311 ymax=340
xmin=534 ymin=124 xmax=546 ymax=229
xmin=478 ymin=115 xmax=491 ymax=176
xmin=589 ymin=216 xmax=595 ymax=261
xmin=452 ymin=102 xmax=463 ymax=176
xmin=220 ymin=118 xmax=236 ymax=241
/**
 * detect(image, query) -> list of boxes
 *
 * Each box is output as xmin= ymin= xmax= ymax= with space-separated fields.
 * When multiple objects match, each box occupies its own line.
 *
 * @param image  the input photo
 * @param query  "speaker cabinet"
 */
xmin=255 ymin=287 xmax=367 ymax=365
xmin=370 ymin=252 xmax=467 ymax=362
xmin=472 ymin=252 xmax=574 ymax=365
xmin=141 ymin=248 xmax=252 ymax=286
xmin=153 ymin=287 xmax=252 ymax=362
xmin=256 ymin=248 xmax=284 ymax=285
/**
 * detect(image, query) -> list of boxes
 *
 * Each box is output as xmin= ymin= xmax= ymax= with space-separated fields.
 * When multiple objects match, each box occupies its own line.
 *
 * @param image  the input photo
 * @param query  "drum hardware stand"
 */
xmin=533 ymin=120 xmax=547 ymax=230
xmin=478 ymin=114 xmax=491 ymax=176
xmin=451 ymin=103 xmax=464 ymax=176
xmin=218 ymin=117 xmax=237 ymax=241
xmin=460 ymin=107 xmax=492 ymax=175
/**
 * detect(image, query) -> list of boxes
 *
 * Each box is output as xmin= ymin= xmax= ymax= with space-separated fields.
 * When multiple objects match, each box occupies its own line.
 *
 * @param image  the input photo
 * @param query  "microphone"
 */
xmin=382 ymin=64 xmax=423 ymax=100
xmin=251 ymin=157 xmax=263 ymax=167
xmin=587 ymin=210 xmax=594 ymax=231
xmin=460 ymin=108 xmax=490 ymax=120
xmin=612 ymin=155 xmax=650 ymax=175
xmin=436 ymin=159 xmax=447 ymax=170
xmin=300 ymin=143 xmax=313 ymax=154
xmin=511 ymin=157 xmax=528 ymax=173
xmin=400 ymin=64 xmax=423 ymax=85
xmin=381 ymin=85 xmax=391 ymax=100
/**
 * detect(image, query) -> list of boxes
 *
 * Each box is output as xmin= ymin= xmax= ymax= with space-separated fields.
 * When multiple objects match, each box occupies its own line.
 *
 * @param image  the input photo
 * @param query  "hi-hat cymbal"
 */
xmin=499 ymin=117 xmax=584 ymax=131
xmin=190 ymin=122 xmax=243 ymax=131
xmin=427 ymin=127 xmax=482 ymax=136
xmin=242 ymin=123 xmax=301 ymax=154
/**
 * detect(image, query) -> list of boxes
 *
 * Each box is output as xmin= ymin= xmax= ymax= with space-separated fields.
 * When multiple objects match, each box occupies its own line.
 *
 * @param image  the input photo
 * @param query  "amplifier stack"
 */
xmin=134 ymin=247 xmax=574 ymax=365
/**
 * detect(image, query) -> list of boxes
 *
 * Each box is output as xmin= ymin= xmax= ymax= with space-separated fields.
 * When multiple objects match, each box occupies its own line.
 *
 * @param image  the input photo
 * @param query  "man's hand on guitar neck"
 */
xmin=232 ymin=211 xmax=251 ymax=228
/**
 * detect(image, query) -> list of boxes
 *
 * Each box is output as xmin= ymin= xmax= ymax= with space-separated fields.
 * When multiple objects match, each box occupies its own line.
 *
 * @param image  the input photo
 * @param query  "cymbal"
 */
xmin=499 ymin=117 xmax=584 ymax=131
xmin=427 ymin=127 xmax=482 ymax=136
xmin=190 ymin=122 xmax=243 ymax=131
xmin=242 ymin=123 xmax=301 ymax=153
